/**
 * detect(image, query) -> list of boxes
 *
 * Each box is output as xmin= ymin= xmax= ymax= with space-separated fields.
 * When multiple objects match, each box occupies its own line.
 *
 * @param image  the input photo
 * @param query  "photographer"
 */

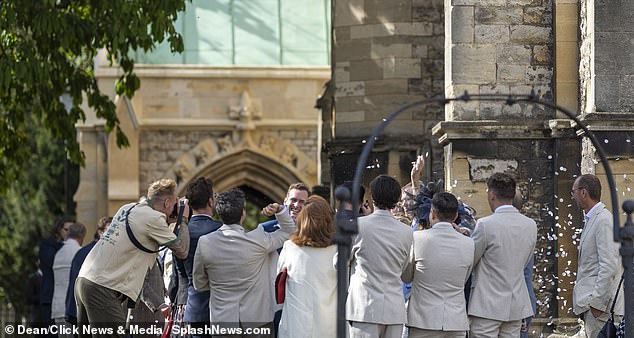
xmin=75 ymin=178 xmax=190 ymax=336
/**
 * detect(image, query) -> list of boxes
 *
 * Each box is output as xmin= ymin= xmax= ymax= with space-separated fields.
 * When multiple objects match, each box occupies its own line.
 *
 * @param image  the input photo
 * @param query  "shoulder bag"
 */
xmin=598 ymin=273 xmax=625 ymax=338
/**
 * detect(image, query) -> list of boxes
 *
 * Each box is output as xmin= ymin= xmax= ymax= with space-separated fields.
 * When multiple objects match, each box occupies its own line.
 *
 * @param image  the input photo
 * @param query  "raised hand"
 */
xmin=411 ymin=155 xmax=425 ymax=181
xmin=411 ymin=154 xmax=426 ymax=195
xmin=261 ymin=203 xmax=282 ymax=216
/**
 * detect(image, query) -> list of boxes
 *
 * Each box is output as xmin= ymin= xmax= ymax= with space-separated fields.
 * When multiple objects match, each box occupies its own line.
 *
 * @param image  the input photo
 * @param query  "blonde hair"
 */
xmin=290 ymin=195 xmax=335 ymax=248
xmin=147 ymin=179 xmax=177 ymax=202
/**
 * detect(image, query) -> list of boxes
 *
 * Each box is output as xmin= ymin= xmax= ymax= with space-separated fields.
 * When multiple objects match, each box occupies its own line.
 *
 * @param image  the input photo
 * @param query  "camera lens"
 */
xmin=170 ymin=204 xmax=179 ymax=218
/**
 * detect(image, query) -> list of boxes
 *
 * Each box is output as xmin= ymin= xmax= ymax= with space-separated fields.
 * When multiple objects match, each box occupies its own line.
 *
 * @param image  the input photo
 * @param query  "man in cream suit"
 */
xmin=571 ymin=174 xmax=623 ymax=338
xmin=347 ymin=175 xmax=413 ymax=338
xmin=192 ymin=188 xmax=295 ymax=333
xmin=403 ymin=192 xmax=474 ymax=338
xmin=469 ymin=173 xmax=537 ymax=338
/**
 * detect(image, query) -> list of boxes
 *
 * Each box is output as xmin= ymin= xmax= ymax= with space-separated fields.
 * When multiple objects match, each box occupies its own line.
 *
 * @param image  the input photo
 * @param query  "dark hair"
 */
xmin=291 ymin=195 xmax=335 ymax=247
xmin=370 ymin=175 xmax=401 ymax=210
xmin=512 ymin=187 xmax=524 ymax=210
xmin=287 ymin=183 xmax=310 ymax=195
xmin=186 ymin=177 xmax=214 ymax=210
xmin=342 ymin=181 xmax=365 ymax=204
xmin=215 ymin=188 xmax=245 ymax=225
xmin=407 ymin=179 xmax=477 ymax=230
xmin=487 ymin=173 xmax=516 ymax=200
xmin=431 ymin=192 xmax=459 ymax=222
xmin=67 ymin=222 xmax=86 ymax=240
xmin=310 ymin=185 xmax=330 ymax=202
xmin=50 ymin=216 xmax=74 ymax=241
xmin=577 ymin=174 xmax=602 ymax=201
xmin=95 ymin=217 xmax=113 ymax=240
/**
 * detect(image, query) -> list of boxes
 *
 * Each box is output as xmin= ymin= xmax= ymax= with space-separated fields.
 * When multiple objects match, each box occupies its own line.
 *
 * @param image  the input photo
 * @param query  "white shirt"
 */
xmin=494 ymin=204 xmax=516 ymax=213
xmin=52 ymin=238 xmax=82 ymax=318
xmin=584 ymin=202 xmax=605 ymax=224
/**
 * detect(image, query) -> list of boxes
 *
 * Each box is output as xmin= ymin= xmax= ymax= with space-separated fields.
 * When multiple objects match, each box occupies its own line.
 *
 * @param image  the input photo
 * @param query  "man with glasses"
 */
xmin=75 ymin=178 xmax=190 ymax=337
xmin=571 ymin=174 xmax=623 ymax=338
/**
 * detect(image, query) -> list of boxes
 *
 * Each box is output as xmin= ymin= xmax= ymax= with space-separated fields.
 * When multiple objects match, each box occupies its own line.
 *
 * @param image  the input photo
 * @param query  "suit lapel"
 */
xmin=579 ymin=204 xmax=604 ymax=252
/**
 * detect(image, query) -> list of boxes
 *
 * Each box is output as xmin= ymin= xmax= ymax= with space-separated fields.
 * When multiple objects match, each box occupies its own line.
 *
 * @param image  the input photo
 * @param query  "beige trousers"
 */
xmin=349 ymin=321 xmax=403 ymax=338
xmin=469 ymin=316 xmax=521 ymax=338
xmin=407 ymin=327 xmax=466 ymax=338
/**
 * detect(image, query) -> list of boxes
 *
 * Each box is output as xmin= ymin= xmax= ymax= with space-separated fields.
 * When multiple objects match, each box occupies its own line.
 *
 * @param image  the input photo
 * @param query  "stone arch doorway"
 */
xmin=175 ymin=148 xmax=309 ymax=229
xmin=164 ymin=131 xmax=317 ymax=204
xmin=176 ymin=148 xmax=306 ymax=203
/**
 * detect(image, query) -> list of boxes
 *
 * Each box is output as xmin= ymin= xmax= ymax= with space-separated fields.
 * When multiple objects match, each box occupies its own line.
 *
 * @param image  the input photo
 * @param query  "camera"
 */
xmin=170 ymin=203 xmax=179 ymax=219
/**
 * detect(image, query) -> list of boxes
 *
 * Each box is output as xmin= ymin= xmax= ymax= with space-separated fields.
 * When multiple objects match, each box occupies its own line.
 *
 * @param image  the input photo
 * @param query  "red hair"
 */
xmin=290 ymin=195 xmax=335 ymax=247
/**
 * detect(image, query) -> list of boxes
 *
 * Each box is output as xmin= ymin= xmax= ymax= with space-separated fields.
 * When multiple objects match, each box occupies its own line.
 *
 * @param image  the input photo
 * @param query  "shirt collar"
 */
xmin=223 ymin=223 xmax=244 ymax=232
xmin=584 ymin=202 xmax=604 ymax=223
xmin=373 ymin=209 xmax=393 ymax=217
xmin=191 ymin=214 xmax=214 ymax=220
xmin=431 ymin=222 xmax=454 ymax=230
xmin=64 ymin=238 xmax=81 ymax=246
xmin=494 ymin=204 xmax=516 ymax=213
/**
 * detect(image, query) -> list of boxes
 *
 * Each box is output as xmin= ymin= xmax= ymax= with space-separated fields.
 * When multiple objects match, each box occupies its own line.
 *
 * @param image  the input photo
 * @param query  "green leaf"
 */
xmin=0 ymin=0 xmax=188 ymax=313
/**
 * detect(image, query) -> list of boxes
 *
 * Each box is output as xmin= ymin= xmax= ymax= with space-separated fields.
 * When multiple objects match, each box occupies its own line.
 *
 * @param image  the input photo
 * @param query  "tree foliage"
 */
xmin=0 ymin=0 xmax=187 ymax=193
xmin=0 ymin=113 xmax=77 ymax=317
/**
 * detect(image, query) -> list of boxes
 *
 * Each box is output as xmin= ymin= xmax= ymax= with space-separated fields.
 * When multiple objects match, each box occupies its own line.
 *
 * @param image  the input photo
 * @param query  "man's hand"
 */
xmin=261 ymin=203 xmax=282 ymax=216
xmin=452 ymin=223 xmax=471 ymax=236
xmin=590 ymin=306 xmax=603 ymax=318
xmin=521 ymin=319 xmax=527 ymax=332
xmin=360 ymin=200 xmax=372 ymax=216
xmin=411 ymin=155 xmax=425 ymax=182
xmin=179 ymin=197 xmax=190 ymax=218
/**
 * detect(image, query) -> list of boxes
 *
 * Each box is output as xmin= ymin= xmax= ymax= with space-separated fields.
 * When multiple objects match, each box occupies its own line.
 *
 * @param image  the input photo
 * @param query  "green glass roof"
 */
xmin=133 ymin=0 xmax=331 ymax=66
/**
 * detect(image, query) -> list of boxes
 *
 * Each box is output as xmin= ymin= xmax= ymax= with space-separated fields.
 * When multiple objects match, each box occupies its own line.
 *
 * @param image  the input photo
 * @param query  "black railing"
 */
xmin=334 ymin=92 xmax=634 ymax=338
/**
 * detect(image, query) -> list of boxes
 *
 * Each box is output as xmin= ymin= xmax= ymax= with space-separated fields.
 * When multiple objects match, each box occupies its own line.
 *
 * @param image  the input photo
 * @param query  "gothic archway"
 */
xmin=164 ymin=132 xmax=317 ymax=204
xmin=194 ymin=149 xmax=305 ymax=202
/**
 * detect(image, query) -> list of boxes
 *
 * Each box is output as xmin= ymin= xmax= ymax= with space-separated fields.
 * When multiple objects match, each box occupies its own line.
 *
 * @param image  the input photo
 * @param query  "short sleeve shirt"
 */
xmin=78 ymin=202 xmax=177 ymax=300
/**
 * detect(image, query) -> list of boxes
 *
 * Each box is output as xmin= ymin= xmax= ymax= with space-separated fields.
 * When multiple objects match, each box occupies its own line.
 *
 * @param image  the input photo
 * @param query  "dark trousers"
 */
xmin=75 ymin=277 xmax=126 ymax=338
xmin=39 ymin=304 xmax=58 ymax=338
xmin=273 ymin=310 xmax=281 ymax=338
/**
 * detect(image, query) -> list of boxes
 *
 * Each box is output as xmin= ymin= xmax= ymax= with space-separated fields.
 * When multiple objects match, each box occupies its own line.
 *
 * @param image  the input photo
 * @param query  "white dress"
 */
xmin=277 ymin=241 xmax=337 ymax=338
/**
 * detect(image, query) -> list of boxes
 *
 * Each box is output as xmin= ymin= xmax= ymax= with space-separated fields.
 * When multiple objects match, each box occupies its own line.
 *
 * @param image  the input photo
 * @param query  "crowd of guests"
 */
xmin=32 ymin=158 xmax=624 ymax=338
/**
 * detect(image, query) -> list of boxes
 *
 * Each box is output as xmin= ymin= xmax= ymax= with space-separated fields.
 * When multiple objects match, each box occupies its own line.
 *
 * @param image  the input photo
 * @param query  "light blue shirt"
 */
xmin=584 ymin=202 xmax=604 ymax=224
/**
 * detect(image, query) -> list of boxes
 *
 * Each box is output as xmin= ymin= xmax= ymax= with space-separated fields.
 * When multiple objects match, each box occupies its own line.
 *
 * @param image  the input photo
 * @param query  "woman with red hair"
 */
xmin=276 ymin=195 xmax=337 ymax=338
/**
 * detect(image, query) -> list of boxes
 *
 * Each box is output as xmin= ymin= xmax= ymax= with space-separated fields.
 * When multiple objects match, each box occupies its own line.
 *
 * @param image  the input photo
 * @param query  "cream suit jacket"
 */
xmin=573 ymin=203 xmax=623 ymax=315
xmin=468 ymin=206 xmax=537 ymax=321
xmin=346 ymin=209 xmax=413 ymax=324
xmin=192 ymin=206 xmax=295 ymax=323
xmin=403 ymin=222 xmax=474 ymax=331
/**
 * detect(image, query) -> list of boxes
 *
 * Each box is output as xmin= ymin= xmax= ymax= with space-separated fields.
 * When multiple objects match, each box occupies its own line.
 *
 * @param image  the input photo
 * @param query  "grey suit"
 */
xmin=573 ymin=203 xmax=623 ymax=337
xmin=129 ymin=261 xmax=165 ymax=335
xmin=468 ymin=205 xmax=536 ymax=337
xmin=346 ymin=209 xmax=413 ymax=332
xmin=403 ymin=222 xmax=474 ymax=333
xmin=192 ymin=206 xmax=295 ymax=324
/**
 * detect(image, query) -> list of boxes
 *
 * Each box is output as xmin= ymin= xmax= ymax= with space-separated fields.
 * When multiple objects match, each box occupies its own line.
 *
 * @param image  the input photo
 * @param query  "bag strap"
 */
xmin=174 ymin=200 xmax=185 ymax=236
xmin=125 ymin=201 xmax=186 ymax=254
xmin=125 ymin=203 xmax=160 ymax=253
xmin=609 ymin=272 xmax=625 ymax=317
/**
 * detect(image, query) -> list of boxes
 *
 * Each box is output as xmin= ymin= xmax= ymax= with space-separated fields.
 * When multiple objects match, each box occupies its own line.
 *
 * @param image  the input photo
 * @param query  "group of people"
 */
xmin=34 ymin=158 xmax=624 ymax=338
xmin=36 ymin=213 xmax=112 ymax=334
